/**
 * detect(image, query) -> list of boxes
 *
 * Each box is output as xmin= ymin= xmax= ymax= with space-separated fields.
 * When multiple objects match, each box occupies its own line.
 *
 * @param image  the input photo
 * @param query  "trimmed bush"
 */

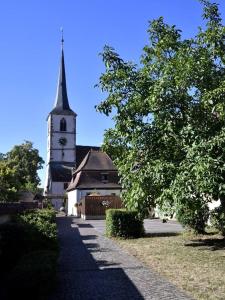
xmin=8 ymin=250 xmax=58 ymax=300
xmin=106 ymin=209 xmax=144 ymax=238
xmin=210 ymin=206 xmax=225 ymax=236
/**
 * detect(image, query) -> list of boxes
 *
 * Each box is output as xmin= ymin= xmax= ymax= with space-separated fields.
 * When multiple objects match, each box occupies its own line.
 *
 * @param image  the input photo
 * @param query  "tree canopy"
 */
xmin=96 ymin=0 xmax=225 ymax=232
xmin=0 ymin=141 xmax=44 ymax=201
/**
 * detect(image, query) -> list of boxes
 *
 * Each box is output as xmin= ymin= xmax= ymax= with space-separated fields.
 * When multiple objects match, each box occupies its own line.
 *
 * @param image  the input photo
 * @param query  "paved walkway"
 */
xmin=87 ymin=219 xmax=184 ymax=235
xmin=50 ymin=216 xmax=192 ymax=300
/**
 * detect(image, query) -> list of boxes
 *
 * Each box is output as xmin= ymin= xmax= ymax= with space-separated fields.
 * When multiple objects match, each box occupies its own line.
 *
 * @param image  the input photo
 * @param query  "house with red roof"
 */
xmin=66 ymin=149 xmax=121 ymax=216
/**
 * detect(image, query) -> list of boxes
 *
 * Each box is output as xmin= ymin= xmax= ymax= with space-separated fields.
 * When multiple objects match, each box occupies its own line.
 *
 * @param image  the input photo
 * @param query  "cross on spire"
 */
xmin=61 ymin=27 xmax=64 ymax=49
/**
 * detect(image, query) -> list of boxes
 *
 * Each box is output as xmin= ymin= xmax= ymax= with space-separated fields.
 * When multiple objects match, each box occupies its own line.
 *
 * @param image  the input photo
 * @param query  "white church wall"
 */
xmin=46 ymin=116 xmax=52 ymax=163
xmin=50 ymin=182 xmax=67 ymax=210
xmin=51 ymin=182 xmax=65 ymax=196
xmin=46 ymin=114 xmax=76 ymax=163
xmin=49 ymin=114 xmax=76 ymax=162
xmin=51 ymin=198 xmax=63 ymax=210
xmin=51 ymin=131 xmax=75 ymax=149
xmin=51 ymin=149 xmax=75 ymax=162
xmin=52 ymin=115 xmax=75 ymax=133
xmin=67 ymin=190 xmax=78 ymax=215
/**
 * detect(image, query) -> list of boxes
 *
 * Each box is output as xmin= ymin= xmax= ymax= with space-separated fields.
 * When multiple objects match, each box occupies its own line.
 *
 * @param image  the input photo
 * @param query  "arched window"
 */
xmin=60 ymin=118 xmax=67 ymax=131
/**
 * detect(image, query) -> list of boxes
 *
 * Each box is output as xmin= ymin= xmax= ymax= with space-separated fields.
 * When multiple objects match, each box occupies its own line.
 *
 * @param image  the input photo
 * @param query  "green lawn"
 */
xmin=116 ymin=230 xmax=225 ymax=300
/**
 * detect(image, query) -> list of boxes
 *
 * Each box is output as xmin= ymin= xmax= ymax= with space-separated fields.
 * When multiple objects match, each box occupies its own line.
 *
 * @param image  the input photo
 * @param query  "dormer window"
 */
xmin=60 ymin=118 xmax=67 ymax=131
xmin=101 ymin=173 xmax=108 ymax=183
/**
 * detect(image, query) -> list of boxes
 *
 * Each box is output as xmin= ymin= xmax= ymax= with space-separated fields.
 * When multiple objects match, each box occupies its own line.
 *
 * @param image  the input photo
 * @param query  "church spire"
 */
xmin=61 ymin=27 xmax=64 ymax=50
xmin=50 ymin=32 xmax=76 ymax=116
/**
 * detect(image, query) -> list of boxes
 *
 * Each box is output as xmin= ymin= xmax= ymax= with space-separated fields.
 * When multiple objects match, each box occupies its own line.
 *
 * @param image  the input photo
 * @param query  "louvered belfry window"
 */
xmin=60 ymin=118 xmax=67 ymax=131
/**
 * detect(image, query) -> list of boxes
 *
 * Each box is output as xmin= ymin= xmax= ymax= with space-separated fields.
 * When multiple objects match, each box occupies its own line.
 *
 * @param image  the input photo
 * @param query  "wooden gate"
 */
xmin=79 ymin=195 xmax=122 ymax=219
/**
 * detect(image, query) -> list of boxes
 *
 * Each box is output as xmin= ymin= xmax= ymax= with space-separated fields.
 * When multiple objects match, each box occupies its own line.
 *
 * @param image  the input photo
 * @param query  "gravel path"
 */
xmin=50 ymin=216 xmax=192 ymax=300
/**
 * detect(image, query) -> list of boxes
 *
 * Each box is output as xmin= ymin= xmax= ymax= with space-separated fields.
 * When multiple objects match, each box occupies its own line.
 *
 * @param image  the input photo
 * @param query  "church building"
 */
xmin=44 ymin=39 xmax=121 ymax=211
xmin=44 ymin=39 xmax=99 ymax=209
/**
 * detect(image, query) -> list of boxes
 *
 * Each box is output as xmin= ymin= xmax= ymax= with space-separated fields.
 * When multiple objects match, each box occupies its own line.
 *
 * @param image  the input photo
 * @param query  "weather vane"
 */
xmin=60 ymin=27 xmax=64 ymax=49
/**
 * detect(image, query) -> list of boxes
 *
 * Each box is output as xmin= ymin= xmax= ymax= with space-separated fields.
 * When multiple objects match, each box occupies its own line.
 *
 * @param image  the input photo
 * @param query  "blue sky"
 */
xmin=0 ymin=0 xmax=224 ymax=187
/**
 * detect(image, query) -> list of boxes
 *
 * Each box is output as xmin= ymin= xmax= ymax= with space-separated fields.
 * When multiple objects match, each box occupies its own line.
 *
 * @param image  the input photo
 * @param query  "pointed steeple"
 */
xmin=50 ymin=33 xmax=76 ymax=116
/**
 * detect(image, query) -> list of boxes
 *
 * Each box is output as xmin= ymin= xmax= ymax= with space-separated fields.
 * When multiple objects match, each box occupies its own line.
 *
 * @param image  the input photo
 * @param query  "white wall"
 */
xmin=49 ymin=182 xmax=69 ymax=210
xmin=50 ymin=149 xmax=76 ymax=162
xmin=46 ymin=114 xmax=76 ymax=163
xmin=51 ymin=182 xmax=65 ymax=195
xmin=52 ymin=115 xmax=76 ymax=133
xmin=51 ymin=198 xmax=64 ymax=210
xmin=67 ymin=190 xmax=78 ymax=215
xmin=44 ymin=165 xmax=50 ymax=195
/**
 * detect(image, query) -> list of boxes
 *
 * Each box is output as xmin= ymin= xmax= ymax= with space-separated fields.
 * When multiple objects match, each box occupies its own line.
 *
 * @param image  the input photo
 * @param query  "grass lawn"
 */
xmin=115 ymin=229 xmax=225 ymax=300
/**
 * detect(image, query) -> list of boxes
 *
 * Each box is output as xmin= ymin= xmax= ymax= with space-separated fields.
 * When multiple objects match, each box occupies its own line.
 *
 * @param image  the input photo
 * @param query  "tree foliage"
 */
xmin=0 ymin=141 xmax=44 ymax=201
xmin=96 ymin=1 xmax=225 ymax=232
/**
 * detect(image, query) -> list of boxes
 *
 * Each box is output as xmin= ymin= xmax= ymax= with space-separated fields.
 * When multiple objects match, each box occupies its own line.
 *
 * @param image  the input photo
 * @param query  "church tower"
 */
xmin=44 ymin=37 xmax=77 ymax=209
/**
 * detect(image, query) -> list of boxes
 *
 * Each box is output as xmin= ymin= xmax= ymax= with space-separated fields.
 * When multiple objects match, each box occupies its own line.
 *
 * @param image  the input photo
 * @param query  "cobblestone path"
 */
xmin=50 ymin=216 xmax=192 ymax=300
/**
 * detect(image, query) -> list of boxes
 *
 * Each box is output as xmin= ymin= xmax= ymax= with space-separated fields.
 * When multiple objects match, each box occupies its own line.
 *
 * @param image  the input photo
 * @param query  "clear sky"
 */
xmin=0 ymin=0 xmax=224 ymax=187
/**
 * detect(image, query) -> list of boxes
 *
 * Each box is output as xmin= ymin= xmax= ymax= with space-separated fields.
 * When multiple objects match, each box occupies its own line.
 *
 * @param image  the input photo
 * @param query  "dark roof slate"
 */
xmin=49 ymin=162 xmax=74 ymax=182
xmin=75 ymin=171 xmax=121 ymax=189
xmin=50 ymin=49 xmax=76 ymax=116
xmin=75 ymin=150 xmax=117 ymax=174
xmin=76 ymin=145 xmax=100 ymax=168
xmin=67 ymin=170 xmax=121 ymax=191
xmin=48 ymin=146 xmax=101 ymax=183
xmin=67 ymin=150 xmax=121 ymax=191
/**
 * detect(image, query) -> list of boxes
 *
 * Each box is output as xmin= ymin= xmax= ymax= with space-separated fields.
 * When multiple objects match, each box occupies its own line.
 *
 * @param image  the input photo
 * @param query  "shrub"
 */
xmin=106 ymin=209 xmax=144 ymax=238
xmin=0 ymin=222 xmax=28 ymax=272
xmin=15 ymin=209 xmax=58 ymax=251
xmin=176 ymin=203 xmax=209 ymax=234
xmin=210 ymin=206 xmax=225 ymax=236
xmin=16 ymin=208 xmax=56 ymax=224
xmin=8 ymin=250 xmax=58 ymax=300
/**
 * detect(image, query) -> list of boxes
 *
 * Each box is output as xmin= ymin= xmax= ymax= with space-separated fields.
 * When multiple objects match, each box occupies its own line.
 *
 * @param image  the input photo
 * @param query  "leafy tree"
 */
xmin=0 ymin=160 xmax=19 ymax=201
xmin=0 ymin=141 xmax=44 ymax=201
xmin=96 ymin=1 xmax=225 ymax=232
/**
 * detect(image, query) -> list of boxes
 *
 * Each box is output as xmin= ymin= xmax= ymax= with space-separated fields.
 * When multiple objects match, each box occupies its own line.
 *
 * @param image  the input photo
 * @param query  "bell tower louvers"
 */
xmin=44 ymin=39 xmax=77 ymax=210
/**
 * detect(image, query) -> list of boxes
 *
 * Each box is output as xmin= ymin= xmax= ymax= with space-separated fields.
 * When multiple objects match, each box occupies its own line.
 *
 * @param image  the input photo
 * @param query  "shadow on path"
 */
xmin=49 ymin=217 xmax=144 ymax=300
xmin=145 ymin=232 xmax=180 ymax=238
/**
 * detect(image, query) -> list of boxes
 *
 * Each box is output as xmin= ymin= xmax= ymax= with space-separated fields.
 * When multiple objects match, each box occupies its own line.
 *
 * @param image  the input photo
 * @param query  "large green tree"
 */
xmin=96 ymin=1 xmax=225 ymax=232
xmin=0 ymin=141 xmax=44 ymax=201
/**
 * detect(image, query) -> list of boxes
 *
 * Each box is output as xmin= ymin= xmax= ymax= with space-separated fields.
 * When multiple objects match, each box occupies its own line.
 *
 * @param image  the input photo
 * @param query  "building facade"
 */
xmin=67 ymin=150 xmax=122 ymax=216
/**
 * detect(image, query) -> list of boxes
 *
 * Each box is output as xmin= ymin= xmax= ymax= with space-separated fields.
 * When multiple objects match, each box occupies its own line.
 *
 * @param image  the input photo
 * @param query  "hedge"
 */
xmin=0 ymin=222 xmax=28 ymax=272
xmin=0 ymin=208 xmax=59 ymax=299
xmin=14 ymin=208 xmax=58 ymax=252
xmin=106 ymin=209 xmax=144 ymax=238
xmin=8 ymin=250 xmax=58 ymax=300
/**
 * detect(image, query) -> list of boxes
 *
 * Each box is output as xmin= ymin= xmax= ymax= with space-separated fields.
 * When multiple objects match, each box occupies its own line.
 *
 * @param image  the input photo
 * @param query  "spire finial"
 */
xmin=60 ymin=27 xmax=64 ymax=49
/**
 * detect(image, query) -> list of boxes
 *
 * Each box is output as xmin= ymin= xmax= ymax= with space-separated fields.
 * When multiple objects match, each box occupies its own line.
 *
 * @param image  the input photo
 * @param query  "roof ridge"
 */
xmin=73 ymin=150 xmax=91 ymax=174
